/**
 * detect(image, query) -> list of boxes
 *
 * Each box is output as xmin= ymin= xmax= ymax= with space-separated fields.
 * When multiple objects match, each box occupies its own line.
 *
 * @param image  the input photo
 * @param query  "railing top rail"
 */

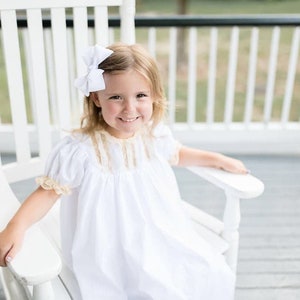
xmin=132 ymin=14 xmax=300 ymax=27
xmin=2 ymin=14 xmax=300 ymax=29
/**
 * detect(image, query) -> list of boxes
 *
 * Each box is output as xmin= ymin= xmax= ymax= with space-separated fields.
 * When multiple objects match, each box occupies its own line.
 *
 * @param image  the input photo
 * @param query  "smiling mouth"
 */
xmin=119 ymin=117 xmax=139 ymax=122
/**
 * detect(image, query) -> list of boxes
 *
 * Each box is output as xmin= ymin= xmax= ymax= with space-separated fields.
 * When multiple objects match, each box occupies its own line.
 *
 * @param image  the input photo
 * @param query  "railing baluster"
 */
xmin=207 ymin=27 xmax=218 ymax=125
xmin=187 ymin=27 xmax=197 ymax=126
xmin=264 ymin=26 xmax=280 ymax=125
xmin=281 ymin=26 xmax=300 ymax=126
xmin=148 ymin=27 xmax=156 ymax=59
xmin=244 ymin=27 xmax=259 ymax=126
xmin=168 ymin=27 xmax=177 ymax=126
xmin=224 ymin=26 xmax=239 ymax=126
xmin=109 ymin=28 xmax=115 ymax=44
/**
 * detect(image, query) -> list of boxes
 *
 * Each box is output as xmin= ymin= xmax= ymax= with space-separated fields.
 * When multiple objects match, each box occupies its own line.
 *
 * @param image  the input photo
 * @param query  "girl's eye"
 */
xmin=109 ymin=95 xmax=122 ymax=100
xmin=137 ymin=93 xmax=148 ymax=99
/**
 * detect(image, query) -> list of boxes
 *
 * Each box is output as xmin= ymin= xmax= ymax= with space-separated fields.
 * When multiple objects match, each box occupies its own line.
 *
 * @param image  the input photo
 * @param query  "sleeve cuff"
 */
xmin=36 ymin=176 xmax=71 ymax=195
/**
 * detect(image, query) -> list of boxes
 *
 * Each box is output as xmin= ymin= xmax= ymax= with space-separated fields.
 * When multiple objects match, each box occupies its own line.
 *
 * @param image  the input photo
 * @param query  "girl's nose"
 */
xmin=123 ymin=98 xmax=135 ymax=113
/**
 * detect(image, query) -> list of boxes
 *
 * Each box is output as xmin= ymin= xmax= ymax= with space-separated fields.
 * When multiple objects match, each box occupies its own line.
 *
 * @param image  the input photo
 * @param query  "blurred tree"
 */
xmin=177 ymin=0 xmax=189 ymax=66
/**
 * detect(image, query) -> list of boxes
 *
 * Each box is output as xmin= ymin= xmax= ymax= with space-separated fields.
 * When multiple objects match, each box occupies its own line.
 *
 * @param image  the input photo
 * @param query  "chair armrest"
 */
xmin=7 ymin=225 xmax=62 ymax=286
xmin=187 ymin=166 xmax=264 ymax=199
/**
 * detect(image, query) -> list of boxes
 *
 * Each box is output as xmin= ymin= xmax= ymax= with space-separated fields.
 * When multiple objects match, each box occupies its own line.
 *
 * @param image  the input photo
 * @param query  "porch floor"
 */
xmin=1 ymin=154 xmax=300 ymax=300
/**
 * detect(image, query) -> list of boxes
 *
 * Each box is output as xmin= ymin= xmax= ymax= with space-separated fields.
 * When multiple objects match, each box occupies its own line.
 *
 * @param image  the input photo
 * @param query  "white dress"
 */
xmin=39 ymin=123 xmax=235 ymax=300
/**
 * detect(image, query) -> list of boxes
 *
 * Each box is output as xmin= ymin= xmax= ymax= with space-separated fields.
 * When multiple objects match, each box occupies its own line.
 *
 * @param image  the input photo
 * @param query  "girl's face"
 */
xmin=92 ymin=69 xmax=153 ymax=139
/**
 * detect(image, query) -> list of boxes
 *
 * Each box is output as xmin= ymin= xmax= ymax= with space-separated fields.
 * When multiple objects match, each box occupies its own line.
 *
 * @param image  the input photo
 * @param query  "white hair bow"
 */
xmin=74 ymin=45 xmax=113 ymax=97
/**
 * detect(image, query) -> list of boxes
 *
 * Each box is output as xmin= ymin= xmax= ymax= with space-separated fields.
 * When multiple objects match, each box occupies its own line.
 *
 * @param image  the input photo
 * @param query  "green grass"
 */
xmin=136 ymin=0 xmax=300 ymax=15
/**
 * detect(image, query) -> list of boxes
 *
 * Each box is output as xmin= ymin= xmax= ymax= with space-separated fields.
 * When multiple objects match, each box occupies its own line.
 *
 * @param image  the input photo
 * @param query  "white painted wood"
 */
xmin=0 ymin=0 xmax=122 ymax=10
xmin=66 ymin=29 xmax=81 ymax=121
xmin=187 ymin=166 xmax=264 ymax=199
xmin=281 ymin=27 xmax=300 ymax=125
xmin=0 ymin=267 xmax=30 ymax=300
xmin=222 ymin=193 xmax=240 ymax=273
xmin=178 ymin=165 xmax=264 ymax=275
xmin=148 ymin=27 xmax=157 ymax=58
xmin=44 ymin=29 xmax=59 ymax=127
xmin=95 ymin=6 xmax=109 ymax=46
xmin=193 ymin=221 xmax=229 ymax=254
xmin=27 ymin=9 xmax=52 ymax=159
xmin=207 ymin=27 xmax=218 ymax=125
xmin=32 ymin=283 xmax=54 ymax=300
xmin=187 ymin=27 xmax=197 ymax=126
xmin=181 ymin=201 xmax=224 ymax=234
xmin=73 ymin=7 xmax=89 ymax=103
xmin=172 ymin=122 xmax=300 ymax=154
xmin=264 ymin=26 xmax=280 ymax=125
xmin=0 ymin=10 xmax=31 ymax=164
xmin=73 ymin=7 xmax=89 ymax=78
xmin=51 ymin=8 xmax=72 ymax=133
xmin=23 ymin=29 xmax=38 ymax=126
xmin=224 ymin=27 xmax=239 ymax=125
xmin=109 ymin=27 xmax=115 ymax=44
xmin=120 ymin=0 xmax=136 ymax=44
xmin=168 ymin=27 xmax=178 ymax=126
xmin=244 ymin=27 xmax=259 ymax=125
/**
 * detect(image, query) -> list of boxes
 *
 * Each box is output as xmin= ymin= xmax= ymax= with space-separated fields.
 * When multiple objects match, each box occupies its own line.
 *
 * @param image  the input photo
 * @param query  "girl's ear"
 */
xmin=90 ymin=92 xmax=101 ymax=107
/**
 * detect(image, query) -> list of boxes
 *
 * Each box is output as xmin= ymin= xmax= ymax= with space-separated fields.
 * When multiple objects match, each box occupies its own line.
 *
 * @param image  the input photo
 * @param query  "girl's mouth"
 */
xmin=119 ymin=117 xmax=139 ymax=122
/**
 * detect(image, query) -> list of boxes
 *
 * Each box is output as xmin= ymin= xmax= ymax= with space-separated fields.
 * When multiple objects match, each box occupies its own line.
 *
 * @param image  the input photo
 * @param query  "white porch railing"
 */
xmin=0 ymin=15 xmax=299 ymax=154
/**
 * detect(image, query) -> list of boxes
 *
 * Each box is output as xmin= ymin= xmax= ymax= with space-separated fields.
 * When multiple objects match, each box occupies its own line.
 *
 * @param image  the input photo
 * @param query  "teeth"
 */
xmin=121 ymin=117 xmax=137 ymax=122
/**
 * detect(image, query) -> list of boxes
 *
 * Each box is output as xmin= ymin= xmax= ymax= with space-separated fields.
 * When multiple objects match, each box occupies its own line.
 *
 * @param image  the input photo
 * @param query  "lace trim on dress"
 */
xmin=36 ymin=176 xmax=71 ymax=195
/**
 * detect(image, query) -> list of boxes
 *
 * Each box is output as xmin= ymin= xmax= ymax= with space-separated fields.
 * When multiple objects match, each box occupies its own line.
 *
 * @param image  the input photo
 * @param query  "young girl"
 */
xmin=0 ymin=43 xmax=247 ymax=299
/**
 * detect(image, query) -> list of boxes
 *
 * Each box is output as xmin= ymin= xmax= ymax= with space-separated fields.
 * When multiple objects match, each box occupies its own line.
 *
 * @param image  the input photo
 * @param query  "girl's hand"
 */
xmin=218 ymin=154 xmax=249 ymax=174
xmin=0 ymin=223 xmax=25 ymax=267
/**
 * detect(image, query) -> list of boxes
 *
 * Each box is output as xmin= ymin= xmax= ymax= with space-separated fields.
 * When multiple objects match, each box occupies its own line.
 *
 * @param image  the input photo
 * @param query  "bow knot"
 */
xmin=74 ymin=45 xmax=113 ymax=96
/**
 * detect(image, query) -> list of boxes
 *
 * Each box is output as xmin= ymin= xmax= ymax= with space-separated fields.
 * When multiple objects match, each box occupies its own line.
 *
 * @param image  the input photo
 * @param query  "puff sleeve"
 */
xmin=36 ymin=136 xmax=87 ymax=195
xmin=153 ymin=123 xmax=182 ymax=165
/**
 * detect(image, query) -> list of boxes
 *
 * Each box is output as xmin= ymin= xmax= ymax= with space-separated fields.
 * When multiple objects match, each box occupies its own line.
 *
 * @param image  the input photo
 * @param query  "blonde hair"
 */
xmin=77 ymin=43 xmax=166 ymax=136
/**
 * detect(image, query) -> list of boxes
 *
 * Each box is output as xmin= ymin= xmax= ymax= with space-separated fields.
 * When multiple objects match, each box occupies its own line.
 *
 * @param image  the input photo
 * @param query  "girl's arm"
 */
xmin=0 ymin=186 xmax=59 ymax=267
xmin=178 ymin=145 xmax=248 ymax=174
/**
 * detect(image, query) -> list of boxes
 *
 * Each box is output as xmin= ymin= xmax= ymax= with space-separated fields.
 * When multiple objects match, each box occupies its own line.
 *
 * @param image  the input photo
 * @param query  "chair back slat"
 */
xmin=26 ymin=9 xmax=52 ymax=158
xmin=0 ymin=0 xmax=123 ymax=10
xmin=73 ymin=7 xmax=90 ymax=104
xmin=120 ymin=0 xmax=136 ymax=44
xmin=95 ymin=7 xmax=109 ymax=46
xmin=51 ymin=8 xmax=72 ymax=132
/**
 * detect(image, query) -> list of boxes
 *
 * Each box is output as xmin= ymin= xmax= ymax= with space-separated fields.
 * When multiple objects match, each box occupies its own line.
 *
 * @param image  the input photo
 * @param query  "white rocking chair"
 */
xmin=0 ymin=1 xmax=264 ymax=299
